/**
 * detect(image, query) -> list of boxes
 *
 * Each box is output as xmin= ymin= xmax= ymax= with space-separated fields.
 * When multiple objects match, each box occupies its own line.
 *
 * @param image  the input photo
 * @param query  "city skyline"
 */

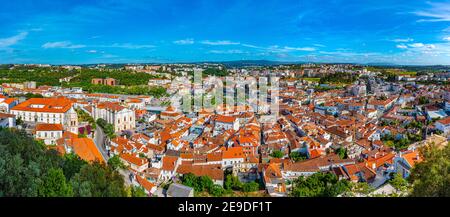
xmin=1 ymin=0 xmax=450 ymax=65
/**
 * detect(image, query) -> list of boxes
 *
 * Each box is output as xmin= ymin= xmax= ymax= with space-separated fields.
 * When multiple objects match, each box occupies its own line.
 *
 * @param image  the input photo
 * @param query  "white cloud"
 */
xmin=313 ymin=43 xmax=326 ymax=47
xmin=392 ymin=38 xmax=414 ymax=42
xmin=173 ymin=38 xmax=194 ymax=45
xmin=443 ymin=36 xmax=450 ymax=41
xmin=283 ymin=46 xmax=316 ymax=51
xmin=209 ymin=49 xmax=245 ymax=54
xmin=414 ymin=2 xmax=450 ymax=22
xmin=0 ymin=32 xmax=28 ymax=48
xmin=396 ymin=44 xmax=408 ymax=49
xmin=109 ymin=43 xmax=154 ymax=49
xmin=42 ymin=41 xmax=86 ymax=49
xmin=87 ymin=50 xmax=98 ymax=53
xmin=241 ymin=43 xmax=263 ymax=49
xmin=201 ymin=40 xmax=240 ymax=45
xmin=408 ymin=43 xmax=425 ymax=48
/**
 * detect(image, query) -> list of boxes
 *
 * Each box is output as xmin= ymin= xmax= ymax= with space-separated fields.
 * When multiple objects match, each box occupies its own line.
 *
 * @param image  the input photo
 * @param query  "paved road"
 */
xmin=94 ymin=126 xmax=134 ymax=186
xmin=94 ymin=126 xmax=109 ymax=162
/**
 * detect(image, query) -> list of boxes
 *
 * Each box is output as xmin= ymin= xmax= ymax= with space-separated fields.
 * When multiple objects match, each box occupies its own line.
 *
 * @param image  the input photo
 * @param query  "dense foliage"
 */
xmin=181 ymin=173 xmax=261 ymax=197
xmin=0 ymin=67 xmax=74 ymax=86
xmin=202 ymin=68 xmax=228 ymax=77
xmin=1 ymin=66 xmax=168 ymax=97
xmin=290 ymin=152 xmax=307 ymax=162
xmin=319 ymin=72 xmax=357 ymax=84
xmin=71 ymin=68 xmax=164 ymax=86
xmin=96 ymin=118 xmax=116 ymax=139
xmin=270 ymin=150 xmax=284 ymax=158
xmin=107 ymin=155 xmax=126 ymax=170
xmin=409 ymin=144 xmax=450 ymax=197
xmin=382 ymin=133 xmax=422 ymax=151
xmin=224 ymin=174 xmax=261 ymax=193
xmin=181 ymin=173 xmax=225 ymax=196
xmin=290 ymin=172 xmax=351 ymax=197
xmin=335 ymin=147 xmax=348 ymax=159
xmin=76 ymin=109 xmax=96 ymax=130
xmin=0 ymin=128 xmax=129 ymax=197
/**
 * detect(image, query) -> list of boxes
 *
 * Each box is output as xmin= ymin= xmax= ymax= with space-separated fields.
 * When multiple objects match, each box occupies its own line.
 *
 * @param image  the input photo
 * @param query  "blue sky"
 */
xmin=0 ymin=0 xmax=450 ymax=65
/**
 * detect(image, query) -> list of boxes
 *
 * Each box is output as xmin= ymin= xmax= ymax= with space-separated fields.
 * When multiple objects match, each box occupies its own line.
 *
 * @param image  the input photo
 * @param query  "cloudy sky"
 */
xmin=0 ymin=0 xmax=450 ymax=65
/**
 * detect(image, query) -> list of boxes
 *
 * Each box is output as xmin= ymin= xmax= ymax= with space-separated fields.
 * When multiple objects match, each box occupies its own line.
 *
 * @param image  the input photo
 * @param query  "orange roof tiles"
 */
xmin=402 ymin=151 xmax=423 ymax=167
xmin=120 ymin=153 xmax=148 ymax=166
xmin=162 ymin=156 xmax=179 ymax=171
xmin=215 ymin=115 xmax=236 ymax=123
xmin=309 ymin=149 xmax=322 ymax=159
xmin=222 ymin=147 xmax=245 ymax=159
xmin=71 ymin=138 xmax=105 ymax=163
xmin=136 ymin=175 xmax=155 ymax=193
xmin=436 ymin=116 xmax=450 ymax=125
xmin=35 ymin=123 xmax=63 ymax=131
xmin=11 ymin=97 xmax=73 ymax=113
xmin=176 ymin=163 xmax=224 ymax=181
xmin=1 ymin=98 xmax=18 ymax=105
xmin=96 ymin=102 xmax=125 ymax=111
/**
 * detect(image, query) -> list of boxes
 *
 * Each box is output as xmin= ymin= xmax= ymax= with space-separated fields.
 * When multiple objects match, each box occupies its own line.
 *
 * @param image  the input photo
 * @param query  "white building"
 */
xmin=213 ymin=115 xmax=239 ymax=136
xmin=10 ymin=97 xmax=78 ymax=133
xmin=0 ymin=113 xmax=16 ymax=128
xmin=0 ymin=98 xmax=19 ymax=113
xmin=435 ymin=116 xmax=450 ymax=135
xmin=92 ymin=102 xmax=136 ymax=132
xmin=35 ymin=123 xmax=63 ymax=145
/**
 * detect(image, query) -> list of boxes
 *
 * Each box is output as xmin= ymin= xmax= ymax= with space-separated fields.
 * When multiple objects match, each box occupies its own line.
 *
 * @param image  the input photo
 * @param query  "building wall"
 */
xmin=94 ymin=106 xmax=136 ymax=132
xmin=35 ymin=130 xmax=63 ymax=145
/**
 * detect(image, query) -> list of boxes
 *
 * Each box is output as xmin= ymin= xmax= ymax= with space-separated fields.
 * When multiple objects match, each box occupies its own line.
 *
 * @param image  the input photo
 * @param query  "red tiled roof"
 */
xmin=35 ymin=123 xmax=63 ymax=131
xmin=11 ymin=97 xmax=72 ymax=113
xmin=120 ymin=153 xmax=148 ymax=166
xmin=162 ymin=156 xmax=179 ymax=171
xmin=215 ymin=115 xmax=236 ymax=123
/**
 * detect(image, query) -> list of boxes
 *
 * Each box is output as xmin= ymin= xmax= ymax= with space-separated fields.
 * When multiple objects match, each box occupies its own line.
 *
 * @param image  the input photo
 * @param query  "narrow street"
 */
xmin=94 ymin=126 xmax=109 ymax=162
xmin=94 ymin=126 xmax=133 ymax=186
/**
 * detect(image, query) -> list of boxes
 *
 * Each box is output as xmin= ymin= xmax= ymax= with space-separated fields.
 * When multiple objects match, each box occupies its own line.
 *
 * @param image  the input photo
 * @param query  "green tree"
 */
xmin=409 ymin=145 xmax=450 ymax=197
xmin=181 ymin=173 xmax=198 ymax=189
xmin=199 ymin=176 xmax=214 ymax=192
xmin=242 ymin=181 xmax=260 ymax=192
xmin=210 ymin=184 xmax=225 ymax=197
xmin=62 ymin=153 xmax=87 ymax=180
xmin=38 ymin=168 xmax=73 ymax=197
xmin=108 ymin=155 xmax=126 ymax=170
xmin=0 ymin=128 xmax=130 ymax=197
xmin=224 ymin=174 xmax=243 ymax=191
xmin=131 ymin=186 xmax=147 ymax=197
xmin=389 ymin=173 xmax=409 ymax=192
xmin=16 ymin=116 xmax=23 ymax=125
xmin=290 ymin=172 xmax=351 ymax=197
xmin=290 ymin=152 xmax=306 ymax=162
xmin=270 ymin=150 xmax=284 ymax=159
xmin=70 ymin=162 xmax=127 ymax=197
xmin=335 ymin=147 xmax=348 ymax=159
